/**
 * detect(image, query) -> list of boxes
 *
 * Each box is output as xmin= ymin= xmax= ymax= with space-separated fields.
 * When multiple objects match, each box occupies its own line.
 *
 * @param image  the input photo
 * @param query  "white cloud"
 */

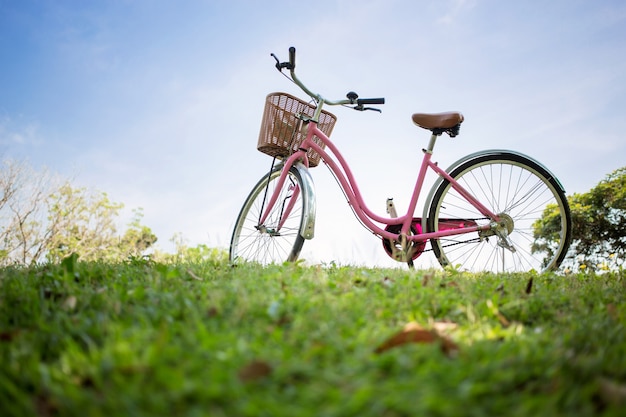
xmin=0 ymin=116 xmax=41 ymax=148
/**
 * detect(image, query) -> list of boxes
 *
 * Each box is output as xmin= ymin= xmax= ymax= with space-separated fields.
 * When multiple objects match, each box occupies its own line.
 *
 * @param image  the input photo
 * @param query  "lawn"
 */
xmin=1 ymin=256 xmax=625 ymax=416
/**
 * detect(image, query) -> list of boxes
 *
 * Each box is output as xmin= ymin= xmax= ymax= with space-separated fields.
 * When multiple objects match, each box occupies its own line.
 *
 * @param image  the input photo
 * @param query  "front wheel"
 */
xmin=230 ymin=166 xmax=306 ymax=265
xmin=427 ymin=152 xmax=572 ymax=273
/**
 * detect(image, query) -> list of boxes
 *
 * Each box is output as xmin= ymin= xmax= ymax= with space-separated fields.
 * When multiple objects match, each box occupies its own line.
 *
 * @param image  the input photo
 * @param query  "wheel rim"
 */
xmin=429 ymin=159 xmax=570 ymax=273
xmin=230 ymin=169 xmax=305 ymax=265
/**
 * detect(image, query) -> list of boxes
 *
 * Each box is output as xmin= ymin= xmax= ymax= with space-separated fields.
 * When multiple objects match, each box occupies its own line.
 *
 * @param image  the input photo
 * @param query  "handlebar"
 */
xmin=288 ymin=46 xmax=296 ymax=70
xmin=357 ymin=97 xmax=386 ymax=105
xmin=272 ymin=46 xmax=385 ymax=112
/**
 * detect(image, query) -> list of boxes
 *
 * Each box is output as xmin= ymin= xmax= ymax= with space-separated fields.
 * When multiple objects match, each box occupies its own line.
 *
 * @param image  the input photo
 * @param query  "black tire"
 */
xmin=230 ymin=166 xmax=306 ymax=265
xmin=427 ymin=152 xmax=572 ymax=273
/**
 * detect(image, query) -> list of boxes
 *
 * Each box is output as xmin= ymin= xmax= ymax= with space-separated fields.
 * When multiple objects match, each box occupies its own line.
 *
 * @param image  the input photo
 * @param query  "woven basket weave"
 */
xmin=257 ymin=92 xmax=337 ymax=167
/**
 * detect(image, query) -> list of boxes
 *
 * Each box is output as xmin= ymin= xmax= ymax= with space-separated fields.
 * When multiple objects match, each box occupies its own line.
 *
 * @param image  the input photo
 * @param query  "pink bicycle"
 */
xmin=230 ymin=47 xmax=572 ymax=272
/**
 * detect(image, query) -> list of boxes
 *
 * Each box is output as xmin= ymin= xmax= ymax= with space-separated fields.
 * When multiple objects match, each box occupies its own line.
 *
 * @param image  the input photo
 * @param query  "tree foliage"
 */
xmin=0 ymin=159 xmax=157 ymax=265
xmin=533 ymin=166 xmax=626 ymax=271
xmin=0 ymin=160 xmax=54 ymax=265
xmin=46 ymin=184 xmax=124 ymax=262
xmin=45 ymin=186 xmax=158 ymax=263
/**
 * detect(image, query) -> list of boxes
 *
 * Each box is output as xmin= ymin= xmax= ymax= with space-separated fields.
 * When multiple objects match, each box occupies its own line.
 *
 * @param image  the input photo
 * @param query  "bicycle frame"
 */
xmin=258 ymin=118 xmax=502 ymax=244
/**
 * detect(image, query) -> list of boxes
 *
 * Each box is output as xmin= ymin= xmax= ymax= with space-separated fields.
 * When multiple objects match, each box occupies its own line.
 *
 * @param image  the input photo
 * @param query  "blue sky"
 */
xmin=1 ymin=0 xmax=625 ymax=267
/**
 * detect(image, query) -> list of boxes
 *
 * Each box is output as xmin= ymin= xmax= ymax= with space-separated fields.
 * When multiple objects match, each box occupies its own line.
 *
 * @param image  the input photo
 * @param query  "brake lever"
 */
xmin=270 ymin=53 xmax=292 ymax=71
xmin=354 ymin=105 xmax=382 ymax=113
xmin=270 ymin=53 xmax=281 ymax=70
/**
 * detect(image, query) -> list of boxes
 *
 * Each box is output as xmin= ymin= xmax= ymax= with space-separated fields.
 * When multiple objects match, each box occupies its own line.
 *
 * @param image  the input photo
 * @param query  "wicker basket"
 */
xmin=257 ymin=92 xmax=337 ymax=167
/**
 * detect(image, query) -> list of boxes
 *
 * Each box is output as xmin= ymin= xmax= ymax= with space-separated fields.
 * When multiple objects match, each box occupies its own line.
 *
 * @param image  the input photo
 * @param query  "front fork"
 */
xmin=257 ymin=162 xmax=317 ymax=240
xmin=276 ymin=179 xmax=301 ymax=233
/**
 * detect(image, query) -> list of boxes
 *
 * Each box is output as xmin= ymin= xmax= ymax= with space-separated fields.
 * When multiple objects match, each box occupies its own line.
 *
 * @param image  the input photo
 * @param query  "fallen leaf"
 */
xmin=374 ymin=327 xmax=435 ymax=354
xmin=374 ymin=322 xmax=459 ymax=356
xmin=238 ymin=360 xmax=272 ymax=383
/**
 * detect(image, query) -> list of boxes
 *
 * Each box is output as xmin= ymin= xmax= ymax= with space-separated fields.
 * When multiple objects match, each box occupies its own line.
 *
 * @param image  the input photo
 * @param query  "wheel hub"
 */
xmin=494 ymin=213 xmax=516 ymax=253
xmin=478 ymin=213 xmax=515 ymax=240
xmin=497 ymin=213 xmax=514 ymax=234
xmin=256 ymin=225 xmax=280 ymax=237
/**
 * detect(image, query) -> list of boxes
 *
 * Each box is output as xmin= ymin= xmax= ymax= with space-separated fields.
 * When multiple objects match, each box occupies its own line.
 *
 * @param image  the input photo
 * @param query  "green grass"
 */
xmin=1 ymin=256 xmax=625 ymax=416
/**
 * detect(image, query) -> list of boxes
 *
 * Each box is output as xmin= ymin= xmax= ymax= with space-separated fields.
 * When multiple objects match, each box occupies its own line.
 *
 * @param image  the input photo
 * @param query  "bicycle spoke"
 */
xmin=230 ymin=167 xmax=306 ymax=265
xmin=428 ymin=154 xmax=571 ymax=273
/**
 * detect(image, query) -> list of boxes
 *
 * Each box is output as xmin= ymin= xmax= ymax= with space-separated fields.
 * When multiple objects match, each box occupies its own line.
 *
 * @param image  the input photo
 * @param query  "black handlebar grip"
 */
xmin=288 ymin=46 xmax=296 ymax=70
xmin=358 ymin=98 xmax=385 ymax=105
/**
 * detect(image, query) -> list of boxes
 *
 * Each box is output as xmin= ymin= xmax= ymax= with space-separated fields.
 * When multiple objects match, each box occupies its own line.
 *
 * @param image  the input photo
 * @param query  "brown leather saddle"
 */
xmin=412 ymin=112 xmax=464 ymax=137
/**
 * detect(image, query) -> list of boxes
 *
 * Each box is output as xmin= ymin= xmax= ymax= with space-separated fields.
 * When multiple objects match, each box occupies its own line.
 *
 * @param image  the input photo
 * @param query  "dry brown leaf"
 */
xmin=374 ymin=325 xmax=436 ymax=354
xmin=238 ymin=360 xmax=272 ymax=383
xmin=374 ymin=322 xmax=459 ymax=356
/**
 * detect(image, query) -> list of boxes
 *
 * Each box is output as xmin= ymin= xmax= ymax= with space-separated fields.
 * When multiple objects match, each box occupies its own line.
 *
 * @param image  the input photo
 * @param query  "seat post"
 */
xmin=424 ymin=133 xmax=439 ymax=154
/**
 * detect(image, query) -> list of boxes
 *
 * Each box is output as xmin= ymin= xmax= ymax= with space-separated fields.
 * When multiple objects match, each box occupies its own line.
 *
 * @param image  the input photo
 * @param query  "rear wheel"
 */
xmin=230 ymin=166 xmax=306 ymax=265
xmin=427 ymin=153 xmax=572 ymax=273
